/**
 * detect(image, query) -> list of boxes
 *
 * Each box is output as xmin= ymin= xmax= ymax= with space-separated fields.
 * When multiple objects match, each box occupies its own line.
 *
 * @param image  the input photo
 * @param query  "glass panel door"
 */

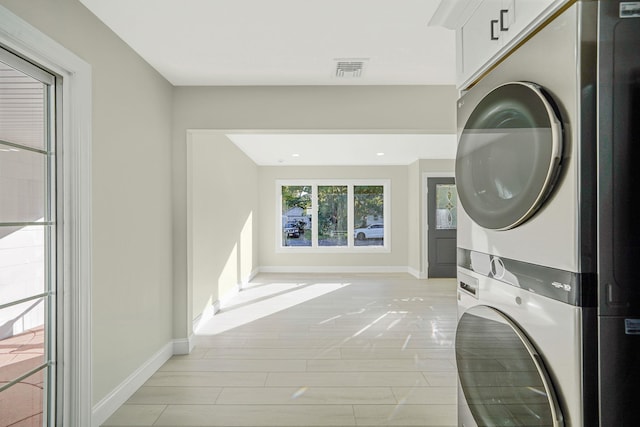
xmin=428 ymin=178 xmax=457 ymax=278
xmin=0 ymin=49 xmax=56 ymax=427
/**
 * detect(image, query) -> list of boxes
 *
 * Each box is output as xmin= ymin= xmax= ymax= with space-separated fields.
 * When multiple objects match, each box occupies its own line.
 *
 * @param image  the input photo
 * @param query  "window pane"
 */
xmin=435 ymin=184 xmax=457 ymax=230
xmin=354 ymin=186 xmax=384 ymax=247
xmin=318 ymin=186 xmax=347 ymax=247
xmin=0 ymin=225 xmax=46 ymax=306
xmin=0 ymin=367 xmax=45 ymax=426
xmin=0 ymin=62 xmax=47 ymax=150
xmin=0 ymin=143 xmax=46 ymax=224
xmin=0 ymin=301 xmax=46 ymax=382
xmin=281 ymin=186 xmax=312 ymax=247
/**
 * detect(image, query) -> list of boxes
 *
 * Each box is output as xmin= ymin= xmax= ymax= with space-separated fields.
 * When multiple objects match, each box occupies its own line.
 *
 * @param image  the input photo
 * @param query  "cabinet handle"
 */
xmin=490 ymin=19 xmax=499 ymax=40
xmin=500 ymin=9 xmax=509 ymax=31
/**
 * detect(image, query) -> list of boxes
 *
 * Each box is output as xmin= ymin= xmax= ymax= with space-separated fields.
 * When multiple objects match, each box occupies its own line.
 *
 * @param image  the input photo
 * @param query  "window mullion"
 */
xmin=348 ymin=185 xmax=354 ymax=247
xmin=312 ymin=184 xmax=318 ymax=248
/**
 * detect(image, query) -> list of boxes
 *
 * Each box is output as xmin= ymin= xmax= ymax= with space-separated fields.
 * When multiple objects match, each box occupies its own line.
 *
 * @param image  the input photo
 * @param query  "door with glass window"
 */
xmin=0 ymin=48 xmax=57 ymax=426
xmin=428 ymin=178 xmax=457 ymax=278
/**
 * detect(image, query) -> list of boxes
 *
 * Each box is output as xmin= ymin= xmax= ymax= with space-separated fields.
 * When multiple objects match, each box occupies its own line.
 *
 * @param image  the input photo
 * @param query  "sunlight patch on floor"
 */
xmin=195 ymin=280 xmax=353 ymax=335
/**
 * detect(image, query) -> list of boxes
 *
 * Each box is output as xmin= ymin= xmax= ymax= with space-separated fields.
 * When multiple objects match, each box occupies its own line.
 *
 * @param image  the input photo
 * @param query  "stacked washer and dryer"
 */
xmin=454 ymin=1 xmax=640 ymax=426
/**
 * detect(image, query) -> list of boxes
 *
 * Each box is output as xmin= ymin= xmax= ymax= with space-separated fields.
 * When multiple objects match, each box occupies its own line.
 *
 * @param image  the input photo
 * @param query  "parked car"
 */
xmin=284 ymin=222 xmax=300 ymax=238
xmin=354 ymin=224 xmax=384 ymax=240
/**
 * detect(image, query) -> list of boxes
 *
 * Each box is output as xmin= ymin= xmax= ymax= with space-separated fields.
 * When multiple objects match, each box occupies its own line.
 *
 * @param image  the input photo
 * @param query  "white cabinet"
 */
xmin=454 ymin=0 xmax=559 ymax=88
xmin=458 ymin=1 xmax=510 ymax=84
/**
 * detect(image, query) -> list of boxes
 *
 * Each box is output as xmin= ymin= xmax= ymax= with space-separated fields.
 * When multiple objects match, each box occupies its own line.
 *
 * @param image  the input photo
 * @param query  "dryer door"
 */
xmin=455 ymin=305 xmax=563 ymax=427
xmin=456 ymin=82 xmax=563 ymax=230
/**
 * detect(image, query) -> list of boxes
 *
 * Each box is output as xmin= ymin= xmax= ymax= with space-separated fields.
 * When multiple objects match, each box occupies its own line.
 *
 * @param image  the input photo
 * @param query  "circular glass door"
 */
xmin=455 ymin=305 xmax=564 ymax=427
xmin=456 ymin=82 xmax=563 ymax=230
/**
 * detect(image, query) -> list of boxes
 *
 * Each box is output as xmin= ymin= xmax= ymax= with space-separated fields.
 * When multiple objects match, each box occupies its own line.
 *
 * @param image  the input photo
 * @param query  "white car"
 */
xmin=354 ymin=224 xmax=384 ymax=240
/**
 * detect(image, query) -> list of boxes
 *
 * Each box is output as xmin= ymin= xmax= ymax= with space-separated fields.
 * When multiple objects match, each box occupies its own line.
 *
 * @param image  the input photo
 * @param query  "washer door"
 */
xmin=456 ymin=82 xmax=563 ymax=230
xmin=455 ymin=305 xmax=564 ymax=427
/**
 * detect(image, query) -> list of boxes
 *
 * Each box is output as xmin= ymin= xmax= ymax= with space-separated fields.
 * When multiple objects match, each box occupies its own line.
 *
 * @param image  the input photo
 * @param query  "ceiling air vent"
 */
xmin=334 ymin=58 xmax=368 ymax=78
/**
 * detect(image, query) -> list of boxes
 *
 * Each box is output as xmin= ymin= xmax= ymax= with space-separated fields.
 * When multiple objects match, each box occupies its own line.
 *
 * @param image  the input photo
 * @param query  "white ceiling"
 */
xmin=78 ymin=0 xmax=455 ymax=86
xmin=226 ymin=134 xmax=457 ymax=165
xmin=78 ymin=1 xmax=457 ymax=164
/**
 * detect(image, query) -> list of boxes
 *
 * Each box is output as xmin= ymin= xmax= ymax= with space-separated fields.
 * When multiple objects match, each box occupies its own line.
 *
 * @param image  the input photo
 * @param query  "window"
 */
xmin=354 ymin=185 xmax=384 ymax=247
xmin=277 ymin=180 xmax=390 ymax=251
xmin=281 ymin=185 xmax=312 ymax=247
xmin=435 ymin=184 xmax=457 ymax=230
xmin=318 ymin=186 xmax=347 ymax=247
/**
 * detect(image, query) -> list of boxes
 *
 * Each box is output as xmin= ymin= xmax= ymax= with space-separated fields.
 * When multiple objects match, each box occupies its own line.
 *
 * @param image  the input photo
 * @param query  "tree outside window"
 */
xmin=281 ymin=185 xmax=312 ymax=247
xmin=318 ymin=186 xmax=347 ymax=246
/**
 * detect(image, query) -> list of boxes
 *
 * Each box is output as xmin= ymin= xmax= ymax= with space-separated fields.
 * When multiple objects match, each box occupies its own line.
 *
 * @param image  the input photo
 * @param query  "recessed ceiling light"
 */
xmin=376 ymin=152 xmax=385 ymax=156
xmin=292 ymin=153 xmax=300 ymax=157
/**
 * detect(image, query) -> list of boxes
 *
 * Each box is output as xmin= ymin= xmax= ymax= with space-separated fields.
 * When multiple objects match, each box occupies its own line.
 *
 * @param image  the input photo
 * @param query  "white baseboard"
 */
xmin=219 ymin=284 xmax=241 ymax=307
xmin=407 ymin=267 xmax=427 ymax=279
xmin=192 ymin=303 xmax=217 ymax=334
xmin=172 ymin=334 xmax=195 ymax=355
xmin=240 ymin=268 xmax=259 ymax=290
xmin=258 ymin=266 xmax=411 ymax=274
xmin=192 ymin=273 xmax=253 ymax=333
xmin=92 ymin=341 xmax=173 ymax=427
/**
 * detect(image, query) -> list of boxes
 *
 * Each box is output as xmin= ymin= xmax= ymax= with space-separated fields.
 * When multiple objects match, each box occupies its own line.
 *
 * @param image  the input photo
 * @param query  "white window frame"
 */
xmin=276 ymin=179 xmax=390 ymax=253
xmin=0 ymin=6 xmax=93 ymax=427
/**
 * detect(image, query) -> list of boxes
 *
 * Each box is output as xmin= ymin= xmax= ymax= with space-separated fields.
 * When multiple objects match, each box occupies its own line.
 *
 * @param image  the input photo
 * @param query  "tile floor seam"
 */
xmin=350 ymin=403 xmax=357 ymax=426
xmin=150 ymin=403 xmax=168 ymax=427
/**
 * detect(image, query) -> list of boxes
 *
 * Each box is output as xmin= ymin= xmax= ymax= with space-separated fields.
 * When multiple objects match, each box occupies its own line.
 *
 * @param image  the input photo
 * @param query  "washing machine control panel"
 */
xmin=458 ymin=271 xmax=479 ymax=299
xmin=457 ymin=247 xmax=595 ymax=307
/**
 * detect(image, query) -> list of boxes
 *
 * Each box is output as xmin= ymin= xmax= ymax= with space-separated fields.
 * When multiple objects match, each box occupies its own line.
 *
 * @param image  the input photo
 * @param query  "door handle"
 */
xmin=490 ymin=19 xmax=499 ymax=40
xmin=500 ymin=9 xmax=509 ymax=31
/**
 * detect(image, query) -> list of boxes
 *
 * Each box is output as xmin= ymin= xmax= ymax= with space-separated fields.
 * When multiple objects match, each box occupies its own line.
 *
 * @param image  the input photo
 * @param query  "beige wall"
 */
xmin=258 ymin=165 xmax=408 ymax=269
xmin=172 ymin=85 xmax=457 ymax=339
xmin=188 ymin=132 xmax=259 ymax=324
xmin=0 ymin=0 xmax=175 ymax=406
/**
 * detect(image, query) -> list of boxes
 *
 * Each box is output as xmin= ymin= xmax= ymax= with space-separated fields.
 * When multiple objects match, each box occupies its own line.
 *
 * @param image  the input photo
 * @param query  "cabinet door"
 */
xmin=457 ymin=0 xmax=558 ymax=88
xmin=459 ymin=0 xmax=504 ymax=82
xmin=505 ymin=0 xmax=555 ymax=44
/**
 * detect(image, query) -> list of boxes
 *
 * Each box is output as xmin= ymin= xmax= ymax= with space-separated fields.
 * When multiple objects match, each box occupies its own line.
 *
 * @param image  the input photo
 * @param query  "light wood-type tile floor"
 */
xmin=102 ymin=273 xmax=458 ymax=427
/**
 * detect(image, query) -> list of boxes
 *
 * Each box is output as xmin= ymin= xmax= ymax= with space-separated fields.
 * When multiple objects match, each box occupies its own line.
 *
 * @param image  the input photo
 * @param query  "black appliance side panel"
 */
xmin=598 ymin=1 xmax=640 ymax=426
